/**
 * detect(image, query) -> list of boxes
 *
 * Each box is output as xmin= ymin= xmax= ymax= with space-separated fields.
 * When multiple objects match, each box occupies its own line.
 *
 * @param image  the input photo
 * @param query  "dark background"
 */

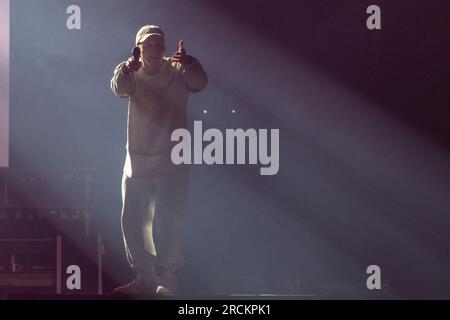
xmin=8 ymin=0 xmax=450 ymax=297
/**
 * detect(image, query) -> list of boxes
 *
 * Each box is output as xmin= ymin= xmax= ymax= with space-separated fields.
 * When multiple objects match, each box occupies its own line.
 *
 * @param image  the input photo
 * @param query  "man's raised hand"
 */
xmin=121 ymin=47 xmax=141 ymax=75
xmin=171 ymin=40 xmax=195 ymax=65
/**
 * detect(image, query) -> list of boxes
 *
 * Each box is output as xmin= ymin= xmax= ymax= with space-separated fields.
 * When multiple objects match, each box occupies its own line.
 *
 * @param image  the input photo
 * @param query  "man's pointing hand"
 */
xmin=171 ymin=40 xmax=195 ymax=65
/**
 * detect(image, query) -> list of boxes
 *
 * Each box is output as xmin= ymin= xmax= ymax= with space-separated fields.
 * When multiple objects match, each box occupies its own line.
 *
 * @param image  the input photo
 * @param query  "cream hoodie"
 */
xmin=111 ymin=56 xmax=208 ymax=178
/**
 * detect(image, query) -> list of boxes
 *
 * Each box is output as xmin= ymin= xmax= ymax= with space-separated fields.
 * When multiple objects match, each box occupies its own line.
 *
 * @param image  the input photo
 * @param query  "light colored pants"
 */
xmin=120 ymin=168 xmax=190 ymax=274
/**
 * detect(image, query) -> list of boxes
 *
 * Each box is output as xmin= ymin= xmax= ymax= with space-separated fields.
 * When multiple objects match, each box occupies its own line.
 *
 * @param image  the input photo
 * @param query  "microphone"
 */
xmin=132 ymin=46 xmax=141 ymax=62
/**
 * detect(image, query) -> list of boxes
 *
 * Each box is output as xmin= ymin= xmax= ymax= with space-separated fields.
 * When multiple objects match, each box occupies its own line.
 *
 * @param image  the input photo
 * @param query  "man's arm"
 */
xmin=110 ymin=61 xmax=137 ymax=98
xmin=172 ymin=40 xmax=208 ymax=92
xmin=183 ymin=58 xmax=208 ymax=92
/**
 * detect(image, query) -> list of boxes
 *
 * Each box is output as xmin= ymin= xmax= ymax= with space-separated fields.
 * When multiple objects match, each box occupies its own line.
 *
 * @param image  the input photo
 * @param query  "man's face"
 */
xmin=139 ymin=34 xmax=166 ymax=60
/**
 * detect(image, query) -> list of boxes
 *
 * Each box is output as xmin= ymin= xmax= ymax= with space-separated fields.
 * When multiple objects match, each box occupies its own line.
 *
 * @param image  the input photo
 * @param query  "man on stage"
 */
xmin=110 ymin=25 xmax=208 ymax=295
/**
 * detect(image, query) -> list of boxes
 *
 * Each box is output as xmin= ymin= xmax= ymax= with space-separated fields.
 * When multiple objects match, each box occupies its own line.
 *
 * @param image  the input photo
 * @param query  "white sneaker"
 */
xmin=113 ymin=275 xmax=158 ymax=296
xmin=156 ymin=270 xmax=178 ymax=295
